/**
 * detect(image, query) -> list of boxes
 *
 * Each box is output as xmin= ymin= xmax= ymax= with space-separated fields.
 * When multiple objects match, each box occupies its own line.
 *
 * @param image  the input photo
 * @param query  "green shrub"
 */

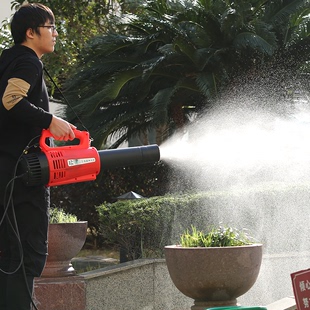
xmin=180 ymin=225 xmax=255 ymax=247
xmin=96 ymin=183 xmax=310 ymax=260
xmin=49 ymin=207 xmax=78 ymax=223
xmin=96 ymin=192 xmax=224 ymax=260
xmin=97 ymin=195 xmax=187 ymax=260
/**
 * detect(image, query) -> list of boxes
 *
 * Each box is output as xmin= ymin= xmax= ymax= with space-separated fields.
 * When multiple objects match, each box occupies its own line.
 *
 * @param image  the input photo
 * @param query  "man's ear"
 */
xmin=25 ymin=28 xmax=35 ymax=39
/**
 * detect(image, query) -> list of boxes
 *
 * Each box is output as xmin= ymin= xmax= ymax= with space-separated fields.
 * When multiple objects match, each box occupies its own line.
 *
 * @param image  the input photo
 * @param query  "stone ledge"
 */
xmin=72 ymin=255 xmax=118 ymax=273
xmin=266 ymin=297 xmax=296 ymax=310
xmin=81 ymin=258 xmax=163 ymax=279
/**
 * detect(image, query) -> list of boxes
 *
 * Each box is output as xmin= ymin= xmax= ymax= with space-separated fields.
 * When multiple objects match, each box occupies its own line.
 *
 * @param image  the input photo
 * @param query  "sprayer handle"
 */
xmin=39 ymin=129 xmax=91 ymax=152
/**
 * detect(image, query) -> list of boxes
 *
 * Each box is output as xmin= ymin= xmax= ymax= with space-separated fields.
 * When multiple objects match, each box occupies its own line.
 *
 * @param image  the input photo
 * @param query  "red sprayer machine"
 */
xmin=19 ymin=129 xmax=160 ymax=187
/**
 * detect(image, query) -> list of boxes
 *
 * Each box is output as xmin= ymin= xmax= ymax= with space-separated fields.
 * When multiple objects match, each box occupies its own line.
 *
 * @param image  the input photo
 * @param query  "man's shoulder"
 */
xmin=11 ymin=45 xmax=42 ymax=69
xmin=17 ymin=52 xmax=42 ymax=67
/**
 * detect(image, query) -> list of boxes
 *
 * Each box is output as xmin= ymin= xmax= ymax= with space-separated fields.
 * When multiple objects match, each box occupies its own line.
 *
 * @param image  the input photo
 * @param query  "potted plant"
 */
xmin=164 ymin=225 xmax=263 ymax=310
xmin=41 ymin=207 xmax=88 ymax=277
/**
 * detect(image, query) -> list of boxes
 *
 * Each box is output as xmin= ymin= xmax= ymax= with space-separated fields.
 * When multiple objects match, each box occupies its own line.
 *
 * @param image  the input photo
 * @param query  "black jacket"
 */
xmin=0 ymin=44 xmax=53 ymax=161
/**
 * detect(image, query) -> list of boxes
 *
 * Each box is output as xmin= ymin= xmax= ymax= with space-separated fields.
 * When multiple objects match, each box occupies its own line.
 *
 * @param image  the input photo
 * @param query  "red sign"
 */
xmin=291 ymin=269 xmax=310 ymax=310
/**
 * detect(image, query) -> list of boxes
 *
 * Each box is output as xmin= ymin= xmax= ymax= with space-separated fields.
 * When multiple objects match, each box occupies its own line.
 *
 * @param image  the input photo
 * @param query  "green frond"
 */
xmin=177 ymin=77 xmax=200 ymax=93
xmin=287 ymin=7 xmax=310 ymax=42
xmin=193 ymin=47 xmax=218 ymax=71
xmin=264 ymin=0 xmax=307 ymax=26
xmin=172 ymin=35 xmax=198 ymax=67
xmin=157 ymin=43 xmax=176 ymax=56
xmin=141 ymin=55 xmax=166 ymax=80
xmin=220 ymin=7 xmax=243 ymax=38
xmin=70 ymin=88 xmax=109 ymax=116
xmin=150 ymin=87 xmax=175 ymax=125
xmin=252 ymin=20 xmax=277 ymax=48
xmin=103 ymin=68 xmax=144 ymax=100
xmin=84 ymin=100 xmax=153 ymax=148
xmin=83 ymin=34 xmax=139 ymax=60
xmin=177 ymin=21 xmax=212 ymax=48
xmin=233 ymin=32 xmax=276 ymax=55
xmin=195 ymin=72 xmax=217 ymax=97
xmin=196 ymin=0 xmax=215 ymax=11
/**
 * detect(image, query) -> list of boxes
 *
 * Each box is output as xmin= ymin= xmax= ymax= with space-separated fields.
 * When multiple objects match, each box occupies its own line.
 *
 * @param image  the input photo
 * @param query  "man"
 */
xmin=0 ymin=3 xmax=76 ymax=310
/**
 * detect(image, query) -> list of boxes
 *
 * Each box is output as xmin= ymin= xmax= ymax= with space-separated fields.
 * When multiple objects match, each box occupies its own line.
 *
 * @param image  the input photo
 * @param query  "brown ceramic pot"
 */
xmin=164 ymin=244 xmax=263 ymax=310
xmin=42 ymin=221 xmax=88 ymax=277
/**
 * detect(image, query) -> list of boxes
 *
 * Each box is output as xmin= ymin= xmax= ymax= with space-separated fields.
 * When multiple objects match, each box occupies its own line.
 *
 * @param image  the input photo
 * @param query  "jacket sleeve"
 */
xmin=2 ymin=57 xmax=53 ymax=129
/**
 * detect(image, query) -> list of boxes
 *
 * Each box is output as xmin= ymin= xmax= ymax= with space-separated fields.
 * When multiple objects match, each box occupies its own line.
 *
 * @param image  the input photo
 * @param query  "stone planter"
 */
xmin=42 ymin=221 xmax=88 ymax=277
xmin=164 ymin=244 xmax=263 ymax=310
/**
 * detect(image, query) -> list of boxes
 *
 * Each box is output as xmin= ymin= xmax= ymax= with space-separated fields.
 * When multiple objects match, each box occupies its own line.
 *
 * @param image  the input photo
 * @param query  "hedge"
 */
xmin=97 ymin=183 xmax=310 ymax=261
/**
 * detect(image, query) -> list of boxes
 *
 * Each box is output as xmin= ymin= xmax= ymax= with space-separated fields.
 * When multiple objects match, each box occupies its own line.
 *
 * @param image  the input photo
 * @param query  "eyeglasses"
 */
xmin=38 ymin=25 xmax=57 ymax=33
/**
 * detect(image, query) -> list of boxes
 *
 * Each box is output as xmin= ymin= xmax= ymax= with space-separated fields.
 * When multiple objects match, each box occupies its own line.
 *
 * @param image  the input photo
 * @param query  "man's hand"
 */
xmin=48 ymin=115 xmax=76 ymax=141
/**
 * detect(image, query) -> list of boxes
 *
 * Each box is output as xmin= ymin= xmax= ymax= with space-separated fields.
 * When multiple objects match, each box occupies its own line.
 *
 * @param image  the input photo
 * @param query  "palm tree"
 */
xmin=64 ymin=0 xmax=309 ymax=149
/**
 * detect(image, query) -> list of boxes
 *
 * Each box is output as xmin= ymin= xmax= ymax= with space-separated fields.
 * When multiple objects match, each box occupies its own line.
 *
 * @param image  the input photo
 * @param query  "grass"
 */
xmin=180 ymin=225 xmax=255 ymax=247
xmin=77 ymin=248 xmax=119 ymax=260
xmin=73 ymin=246 xmax=120 ymax=274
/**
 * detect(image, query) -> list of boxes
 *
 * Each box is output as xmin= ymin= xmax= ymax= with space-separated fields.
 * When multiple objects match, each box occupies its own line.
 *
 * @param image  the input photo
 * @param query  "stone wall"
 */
xmin=34 ymin=257 xmax=300 ymax=310
xmin=82 ymin=259 xmax=192 ymax=310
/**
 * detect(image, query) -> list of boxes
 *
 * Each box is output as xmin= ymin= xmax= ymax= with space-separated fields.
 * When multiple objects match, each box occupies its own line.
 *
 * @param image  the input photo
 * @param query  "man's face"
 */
xmin=32 ymin=21 xmax=58 ymax=57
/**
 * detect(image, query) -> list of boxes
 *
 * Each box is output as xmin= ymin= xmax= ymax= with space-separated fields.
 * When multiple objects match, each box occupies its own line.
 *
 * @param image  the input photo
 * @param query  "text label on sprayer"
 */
xmin=67 ymin=158 xmax=96 ymax=166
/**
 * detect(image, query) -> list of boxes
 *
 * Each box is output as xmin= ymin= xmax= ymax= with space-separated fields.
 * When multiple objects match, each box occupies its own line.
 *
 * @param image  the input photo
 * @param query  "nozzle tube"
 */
xmin=98 ymin=144 xmax=160 ymax=170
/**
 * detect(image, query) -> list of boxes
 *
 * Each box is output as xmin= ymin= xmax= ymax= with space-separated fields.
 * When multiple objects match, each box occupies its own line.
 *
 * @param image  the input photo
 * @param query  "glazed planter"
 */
xmin=42 ymin=221 xmax=88 ymax=277
xmin=164 ymin=244 xmax=263 ymax=310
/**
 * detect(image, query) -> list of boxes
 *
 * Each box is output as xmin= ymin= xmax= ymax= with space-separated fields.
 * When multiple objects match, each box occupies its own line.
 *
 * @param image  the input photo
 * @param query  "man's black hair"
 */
xmin=11 ymin=3 xmax=55 ymax=45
